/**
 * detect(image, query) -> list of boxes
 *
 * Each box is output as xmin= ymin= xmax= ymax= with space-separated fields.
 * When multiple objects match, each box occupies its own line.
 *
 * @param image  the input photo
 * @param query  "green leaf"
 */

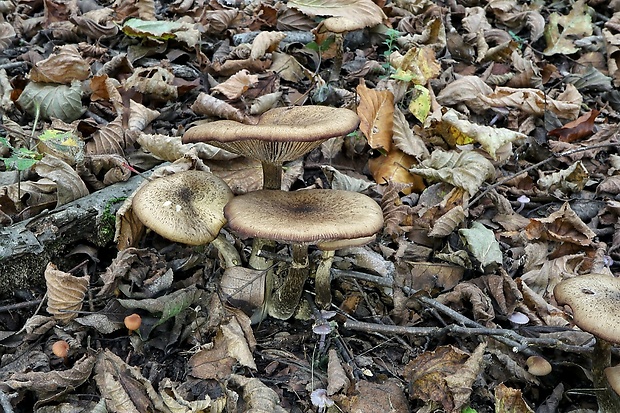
xmin=459 ymin=221 xmax=503 ymax=272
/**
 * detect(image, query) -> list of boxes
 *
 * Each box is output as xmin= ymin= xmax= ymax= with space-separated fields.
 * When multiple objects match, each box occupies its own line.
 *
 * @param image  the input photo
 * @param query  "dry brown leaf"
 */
xmin=95 ymin=349 xmax=169 ymax=413
xmin=389 ymin=47 xmax=441 ymax=85
xmin=404 ymin=345 xmax=470 ymax=411
xmin=548 ymin=109 xmax=599 ymax=142
xmin=494 ymin=383 xmax=535 ymax=413
xmin=6 ymin=355 xmax=95 ymax=396
xmin=401 ymin=262 xmax=464 ymax=294
xmin=45 ymin=262 xmax=89 ymax=323
xmin=428 ymin=205 xmax=466 ymax=238
xmin=271 ymin=52 xmax=307 ymax=83
xmin=0 ymin=22 xmax=16 ymax=52
xmin=30 ymin=44 xmax=90 ymax=84
xmin=368 ymin=148 xmax=426 ymax=193
xmin=34 ymin=155 xmax=89 ymax=206
xmin=435 ymin=76 xmax=493 ymax=114
xmin=327 ymin=349 xmax=350 ymax=395
xmin=212 ymin=69 xmax=259 ymax=100
xmin=356 ymin=82 xmax=394 ymax=152
xmin=524 ymin=202 xmax=596 ymax=246
xmin=392 ymin=106 xmax=429 ymax=160
xmin=444 ymin=342 xmax=487 ymax=411
xmin=339 ymin=379 xmax=409 ymax=413
xmin=124 ymin=66 xmax=177 ymax=101
xmin=537 ymin=161 xmax=589 ymax=194
xmin=437 ymin=282 xmax=495 ymax=326
xmin=287 ymin=0 xmax=386 ymax=32
xmin=191 ymin=92 xmax=253 ymax=123
xmin=250 ymin=31 xmax=286 ymax=60
xmin=220 ymin=266 xmax=266 ymax=317
xmin=128 ymin=99 xmax=160 ymax=132
xmin=228 ymin=374 xmax=287 ymax=413
xmin=380 ymin=181 xmax=411 ymax=237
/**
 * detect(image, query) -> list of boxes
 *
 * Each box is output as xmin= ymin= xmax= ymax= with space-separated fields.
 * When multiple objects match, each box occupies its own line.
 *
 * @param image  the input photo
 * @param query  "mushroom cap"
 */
xmin=224 ymin=189 xmax=383 ymax=245
xmin=554 ymin=274 xmax=620 ymax=343
xmin=132 ymin=170 xmax=233 ymax=245
xmin=182 ymin=106 xmax=360 ymax=163
xmin=526 ymin=356 xmax=552 ymax=376
xmin=605 ymin=366 xmax=620 ymax=395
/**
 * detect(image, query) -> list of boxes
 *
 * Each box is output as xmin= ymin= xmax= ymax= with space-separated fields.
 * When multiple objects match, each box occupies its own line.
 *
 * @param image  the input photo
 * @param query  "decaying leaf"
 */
xmin=327 ymin=349 xmax=350 ymax=395
xmin=444 ymin=342 xmax=487 ymax=411
xmin=357 ymin=82 xmax=394 ymax=152
xmin=212 ymin=69 xmax=259 ymax=100
xmin=459 ymin=221 xmax=503 ymax=272
xmin=125 ymin=66 xmax=178 ymax=101
xmin=494 ymin=383 xmax=535 ymax=412
xmin=17 ymin=81 xmax=85 ymax=122
xmin=548 ymin=109 xmax=599 ymax=142
xmin=45 ymin=262 xmax=90 ymax=323
xmin=409 ymin=150 xmax=495 ymax=196
xmin=389 ymin=46 xmax=441 ymax=85
xmin=228 ymin=374 xmax=287 ymax=413
xmin=95 ymin=349 xmax=169 ymax=413
xmin=524 ymin=202 xmax=596 ymax=246
xmin=30 ymin=44 xmax=90 ymax=84
xmin=190 ymin=92 xmax=253 ymax=123
xmin=543 ymin=0 xmax=593 ymax=56
xmin=287 ymin=0 xmax=386 ymax=32
xmin=250 ymin=31 xmax=286 ymax=60
xmin=537 ymin=161 xmax=589 ymax=194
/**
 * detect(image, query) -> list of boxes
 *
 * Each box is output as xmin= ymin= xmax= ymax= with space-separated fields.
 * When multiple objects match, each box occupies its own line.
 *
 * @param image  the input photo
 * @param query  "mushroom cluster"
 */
xmin=132 ymin=105 xmax=383 ymax=321
xmin=182 ymin=105 xmax=360 ymax=190
xmin=225 ymin=189 xmax=384 ymax=319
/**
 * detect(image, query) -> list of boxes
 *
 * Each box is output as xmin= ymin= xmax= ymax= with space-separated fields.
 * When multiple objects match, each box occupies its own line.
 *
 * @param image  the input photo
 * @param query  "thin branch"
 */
xmin=469 ymin=141 xmax=620 ymax=207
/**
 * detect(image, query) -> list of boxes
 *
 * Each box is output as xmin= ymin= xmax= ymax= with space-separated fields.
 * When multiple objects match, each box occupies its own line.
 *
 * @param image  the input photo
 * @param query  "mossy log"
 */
xmin=0 ymin=173 xmax=147 ymax=296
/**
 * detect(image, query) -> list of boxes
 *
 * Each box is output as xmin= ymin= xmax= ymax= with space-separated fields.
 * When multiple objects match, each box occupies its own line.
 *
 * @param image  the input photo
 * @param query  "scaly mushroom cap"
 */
xmin=182 ymin=106 xmax=360 ymax=163
xmin=224 ymin=189 xmax=383 ymax=245
xmin=554 ymin=274 xmax=620 ymax=344
xmin=132 ymin=170 xmax=233 ymax=245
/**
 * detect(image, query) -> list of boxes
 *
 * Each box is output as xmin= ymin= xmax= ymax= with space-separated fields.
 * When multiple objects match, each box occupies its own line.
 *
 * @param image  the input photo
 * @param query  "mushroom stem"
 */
xmin=315 ymin=250 xmax=335 ymax=309
xmin=592 ymin=338 xmax=620 ymax=412
xmin=261 ymin=161 xmax=282 ymax=190
xmin=249 ymin=237 xmax=276 ymax=324
xmin=329 ymin=33 xmax=344 ymax=83
xmin=211 ymin=234 xmax=241 ymax=269
xmin=268 ymin=243 xmax=309 ymax=319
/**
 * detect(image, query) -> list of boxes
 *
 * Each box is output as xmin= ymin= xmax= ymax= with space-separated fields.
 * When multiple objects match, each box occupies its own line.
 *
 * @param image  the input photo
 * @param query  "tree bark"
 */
xmin=0 ymin=172 xmax=148 ymax=296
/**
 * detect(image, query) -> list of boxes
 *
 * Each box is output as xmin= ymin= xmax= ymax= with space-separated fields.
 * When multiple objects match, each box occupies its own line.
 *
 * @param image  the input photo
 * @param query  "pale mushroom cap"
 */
xmin=554 ymin=274 xmax=620 ymax=343
xmin=526 ymin=356 xmax=552 ymax=376
xmin=224 ymin=189 xmax=384 ymax=245
xmin=605 ymin=366 xmax=620 ymax=395
xmin=132 ymin=170 xmax=233 ymax=245
xmin=182 ymin=106 xmax=360 ymax=163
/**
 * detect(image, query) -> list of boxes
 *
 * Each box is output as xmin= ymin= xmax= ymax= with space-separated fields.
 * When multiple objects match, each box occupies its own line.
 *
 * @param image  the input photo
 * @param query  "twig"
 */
xmin=0 ymin=299 xmax=43 ymax=313
xmin=0 ymin=388 xmax=16 ymax=413
xmin=468 ymin=141 xmax=620 ymax=207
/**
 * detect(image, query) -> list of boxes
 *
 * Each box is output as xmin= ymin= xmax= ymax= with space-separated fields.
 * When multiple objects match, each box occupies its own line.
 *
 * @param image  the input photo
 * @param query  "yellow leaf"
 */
xmin=408 ymin=85 xmax=431 ymax=123
xmin=389 ymin=47 xmax=441 ymax=85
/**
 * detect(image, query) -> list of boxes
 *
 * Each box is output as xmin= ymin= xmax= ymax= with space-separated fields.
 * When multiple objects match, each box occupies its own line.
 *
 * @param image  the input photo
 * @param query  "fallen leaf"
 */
xmin=356 ymin=82 xmax=394 ymax=153
xmin=548 ymin=109 xmax=599 ymax=142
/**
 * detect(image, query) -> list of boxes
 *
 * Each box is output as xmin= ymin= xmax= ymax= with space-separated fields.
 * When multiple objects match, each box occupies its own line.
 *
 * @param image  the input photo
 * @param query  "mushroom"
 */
xmin=526 ymin=356 xmax=552 ymax=377
xmin=224 ymin=189 xmax=384 ymax=319
xmin=132 ymin=170 xmax=240 ymax=268
xmin=554 ymin=274 xmax=620 ymax=412
xmin=52 ymin=340 xmax=70 ymax=363
xmin=124 ymin=313 xmax=142 ymax=335
xmin=182 ymin=105 xmax=360 ymax=190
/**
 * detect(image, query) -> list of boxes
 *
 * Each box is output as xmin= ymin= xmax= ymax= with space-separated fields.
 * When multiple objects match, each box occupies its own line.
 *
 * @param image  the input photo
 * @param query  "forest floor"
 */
xmin=1 ymin=0 xmax=620 ymax=412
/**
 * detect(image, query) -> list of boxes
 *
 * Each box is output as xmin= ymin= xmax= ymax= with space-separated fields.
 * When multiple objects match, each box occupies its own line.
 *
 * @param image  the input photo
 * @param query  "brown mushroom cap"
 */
xmin=182 ymin=106 xmax=360 ymax=163
xmin=224 ymin=189 xmax=384 ymax=245
xmin=526 ymin=356 xmax=552 ymax=376
xmin=132 ymin=170 xmax=233 ymax=245
xmin=554 ymin=274 xmax=620 ymax=344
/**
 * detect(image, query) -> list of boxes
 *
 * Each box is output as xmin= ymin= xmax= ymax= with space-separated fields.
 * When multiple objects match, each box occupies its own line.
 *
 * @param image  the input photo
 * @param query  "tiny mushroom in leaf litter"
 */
xmin=52 ymin=340 xmax=70 ymax=363
xmin=182 ymin=105 xmax=360 ymax=190
xmin=554 ymin=274 xmax=620 ymax=412
xmin=124 ymin=313 xmax=142 ymax=335
xmin=526 ymin=356 xmax=552 ymax=377
xmin=224 ymin=189 xmax=384 ymax=319
xmin=132 ymin=170 xmax=240 ymax=268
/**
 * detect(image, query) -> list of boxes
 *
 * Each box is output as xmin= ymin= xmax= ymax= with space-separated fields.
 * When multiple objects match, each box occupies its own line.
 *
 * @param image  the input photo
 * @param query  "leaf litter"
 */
xmin=0 ymin=0 xmax=619 ymax=412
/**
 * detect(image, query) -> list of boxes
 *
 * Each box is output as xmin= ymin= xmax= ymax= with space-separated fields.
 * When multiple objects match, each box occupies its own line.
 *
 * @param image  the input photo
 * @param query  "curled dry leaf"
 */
xmin=437 ymin=282 xmax=496 ymax=326
xmin=228 ymin=374 xmax=287 ymax=413
xmin=393 ymin=106 xmax=429 ymax=160
xmin=459 ymin=221 xmax=503 ymax=272
xmin=435 ymin=76 xmax=493 ymax=114
xmin=124 ymin=66 xmax=178 ymax=101
xmin=327 ymin=349 xmax=350 ymax=395
xmin=95 ymin=349 xmax=169 ymax=413
xmin=86 ymin=116 xmax=125 ymax=155
xmin=548 ymin=109 xmax=599 ymax=142
xmin=45 ymin=262 xmax=90 ymax=323
xmin=369 ymin=148 xmax=426 ymax=193
xmin=0 ymin=22 xmax=15 ymax=52
xmin=128 ymin=99 xmax=160 ymax=131
xmin=524 ymin=202 xmax=596 ymax=246
xmin=34 ymin=155 xmax=89 ymax=206
xmin=428 ymin=205 xmax=466 ymax=238
xmin=389 ymin=47 xmax=441 ymax=85
xmin=444 ymin=342 xmax=487 ymax=412
xmin=537 ymin=160 xmax=589 ymax=194
xmin=250 ymin=31 xmax=286 ymax=60
xmin=30 ymin=44 xmax=90 ymax=84
xmin=6 ymin=355 xmax=95 ymax=396
xmin=160 ymin=378 xmax=220 ymax=412
xmin=380 ymin=180 xmax=413 ymax=237
xmin=212 ymin=69 xmax=259 ymax=100
xmin=191 ymin=92 xmax=253 ymax=123
xmin=494 ymin=383 xmax=535 ymax=413
xmin=250 ymin=91 xmax=282 ymax=115
xmin=321 ymin=165 xmax=374 ymax=192
xmin=409 ymin=149 xmax=495 ymax=196
xmin=287 ymin=0 xmax=386 ymax=31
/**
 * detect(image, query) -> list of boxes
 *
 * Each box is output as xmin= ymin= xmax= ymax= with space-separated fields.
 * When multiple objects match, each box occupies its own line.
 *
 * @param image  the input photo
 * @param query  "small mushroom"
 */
xmin=132 ymin=170 xmax=240 ymax=268
xmin=554 ymin=274 xmax=620 ymax=412
xmin=182 ymin=106 xmax=360 ymax=190
xmin=526 ymin=356 xmax=552 ymax=376
xmin=124 ymin=313 xmax=142 ymax=335
xmin=224 ymin=189 xmax=383 ymax=319
xmin=52 ymin=340 xmax=70 ymax=363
